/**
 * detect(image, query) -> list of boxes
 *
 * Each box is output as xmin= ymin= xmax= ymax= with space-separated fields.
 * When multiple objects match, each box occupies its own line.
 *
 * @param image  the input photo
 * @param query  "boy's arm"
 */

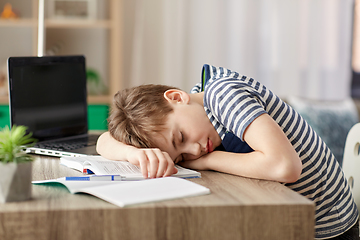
xmin=96 ymin=132 xmax=177 ymax=178
xmin=181 ymin=114 xmax=302 ymax=183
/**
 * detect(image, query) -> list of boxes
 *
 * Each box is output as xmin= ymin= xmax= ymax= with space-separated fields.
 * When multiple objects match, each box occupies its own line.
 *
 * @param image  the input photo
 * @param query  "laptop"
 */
xmin=8 ymin=55 xmax=100 ymax=157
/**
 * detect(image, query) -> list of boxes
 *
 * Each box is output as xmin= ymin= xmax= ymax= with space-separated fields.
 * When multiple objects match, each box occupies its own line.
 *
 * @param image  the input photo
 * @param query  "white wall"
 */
xmin=121 ymin=0 xmax=354 ymax=101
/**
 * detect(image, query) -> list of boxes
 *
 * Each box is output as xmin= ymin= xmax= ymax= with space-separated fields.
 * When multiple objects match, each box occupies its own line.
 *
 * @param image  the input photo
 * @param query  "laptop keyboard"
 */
xmin=34 ymin=135 xmax=98 ymax=151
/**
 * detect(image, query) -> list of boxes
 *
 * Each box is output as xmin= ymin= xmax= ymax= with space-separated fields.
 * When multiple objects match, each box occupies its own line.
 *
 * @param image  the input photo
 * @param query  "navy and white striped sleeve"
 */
xmin=190 ymin=82 xmax=201 ymax=93
xmin=204 ymin=78 xmax=266 ymax=141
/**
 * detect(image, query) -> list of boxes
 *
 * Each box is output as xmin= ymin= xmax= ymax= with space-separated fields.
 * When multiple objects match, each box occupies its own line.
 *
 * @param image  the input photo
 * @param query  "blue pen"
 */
xmin=65 ymin=175 xmax=123 ymax=181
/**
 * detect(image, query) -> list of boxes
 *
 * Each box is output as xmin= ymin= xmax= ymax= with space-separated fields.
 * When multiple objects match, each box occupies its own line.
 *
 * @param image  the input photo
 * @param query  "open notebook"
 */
xmin=33 ymin=177 xmax=210 ymax=207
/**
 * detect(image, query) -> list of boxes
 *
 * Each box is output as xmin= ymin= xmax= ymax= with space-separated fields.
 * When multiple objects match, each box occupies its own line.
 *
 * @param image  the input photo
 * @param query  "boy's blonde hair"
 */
xmin=108 ymin=84 xmax=179 ymax=148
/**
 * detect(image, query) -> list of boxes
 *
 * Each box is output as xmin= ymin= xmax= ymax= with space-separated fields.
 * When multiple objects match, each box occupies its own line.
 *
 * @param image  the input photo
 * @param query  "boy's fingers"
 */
xmin=164 ymin=165 xmax=177 ymax=177
xmin=138 ymin=161 xmax=149 ymax=179
xmin=146 ymin=149 xmax=160 ymax=178
xmin=137 ymin=153 xmax=149 ymax=179
xmin=162 ymin=151 xmax=176 ymax=177
xmin=153 ymin=149 xmax=174 ymax=178
xmin=155 ymin=154 xmax=167 ymax=178
xmin=148 ymin=149 xmax=175 ymax=178
xmin=136 ymin=148 xmax=176 ymax=178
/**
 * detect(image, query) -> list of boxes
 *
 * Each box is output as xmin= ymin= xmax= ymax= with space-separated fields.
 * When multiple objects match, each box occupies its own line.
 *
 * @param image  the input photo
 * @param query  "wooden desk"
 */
xmin=0 ymin=156 xmax=314 ymax=240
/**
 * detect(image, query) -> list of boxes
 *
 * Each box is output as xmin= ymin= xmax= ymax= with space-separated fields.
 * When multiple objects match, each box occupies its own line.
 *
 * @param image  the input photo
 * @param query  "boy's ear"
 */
xmin=164 ymin=89 xmax=190 ymax=104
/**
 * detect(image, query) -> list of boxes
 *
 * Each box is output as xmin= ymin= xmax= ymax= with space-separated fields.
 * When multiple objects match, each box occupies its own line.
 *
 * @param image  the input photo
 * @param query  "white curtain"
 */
xmin=122 ymin=0 xmax=354 ymax=101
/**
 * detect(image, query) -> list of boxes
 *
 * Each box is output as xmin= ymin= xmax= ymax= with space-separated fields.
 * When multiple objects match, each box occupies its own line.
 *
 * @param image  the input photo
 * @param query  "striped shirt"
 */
xmin=191 ymin=64 xmax=359 ymax=239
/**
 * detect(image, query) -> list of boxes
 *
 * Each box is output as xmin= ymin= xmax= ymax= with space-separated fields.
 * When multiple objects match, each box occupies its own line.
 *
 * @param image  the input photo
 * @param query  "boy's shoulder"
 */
xmin=201 ymin=64 xmax=246 ymax=92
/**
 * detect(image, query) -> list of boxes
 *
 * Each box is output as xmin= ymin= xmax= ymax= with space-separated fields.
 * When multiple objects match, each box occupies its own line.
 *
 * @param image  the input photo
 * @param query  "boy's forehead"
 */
xmin=151 ymin=128 xmax=172 ymax=148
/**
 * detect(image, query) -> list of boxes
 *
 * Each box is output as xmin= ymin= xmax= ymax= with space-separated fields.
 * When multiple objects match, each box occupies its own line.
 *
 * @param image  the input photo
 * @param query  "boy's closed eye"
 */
xmin=173 ymin=131 xmax=184 ymax=164
xmin=180 ymin=131 xmax=184 ymax=143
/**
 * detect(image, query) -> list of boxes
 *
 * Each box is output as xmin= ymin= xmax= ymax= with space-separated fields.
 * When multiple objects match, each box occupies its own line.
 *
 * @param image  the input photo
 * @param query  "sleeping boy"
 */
xmin=96 ymin=64 xmax=359 ymax=240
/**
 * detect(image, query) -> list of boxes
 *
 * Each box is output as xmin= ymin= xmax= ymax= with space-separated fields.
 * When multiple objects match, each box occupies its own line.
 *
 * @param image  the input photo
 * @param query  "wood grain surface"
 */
xmin=0 ymin=156 xmax=315 ymax=240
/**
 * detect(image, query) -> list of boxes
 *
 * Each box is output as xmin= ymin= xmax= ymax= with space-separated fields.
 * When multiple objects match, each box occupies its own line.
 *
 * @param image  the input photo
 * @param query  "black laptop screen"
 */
xmin=8 ymin=56 xmax=88 ymax=141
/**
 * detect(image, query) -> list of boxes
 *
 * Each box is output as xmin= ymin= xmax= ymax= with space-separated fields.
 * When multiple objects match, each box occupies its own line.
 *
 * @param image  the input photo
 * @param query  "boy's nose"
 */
xmin=185 ymin=142 xmax=202 ymax=158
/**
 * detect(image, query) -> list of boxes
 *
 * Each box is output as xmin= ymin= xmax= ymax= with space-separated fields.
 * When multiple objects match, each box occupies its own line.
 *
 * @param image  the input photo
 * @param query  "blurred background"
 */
xmin=123 ymin=0 xmax=356 ymax=102
xmin=0 ymin=0 xmax=359 ymax=163
xmin=0 ymin=0 xmax=357 ymax=100
xmin=122 ymin=0 xmax=360 ymax=165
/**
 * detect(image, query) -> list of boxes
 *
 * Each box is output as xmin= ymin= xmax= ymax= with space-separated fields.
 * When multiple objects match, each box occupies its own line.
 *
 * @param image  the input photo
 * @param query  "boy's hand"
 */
xmin=126 ymin=147 xmax=178 ymax=179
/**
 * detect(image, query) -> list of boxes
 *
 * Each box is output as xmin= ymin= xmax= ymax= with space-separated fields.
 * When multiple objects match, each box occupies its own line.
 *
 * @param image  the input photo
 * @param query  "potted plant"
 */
xmin=0 ymin=125 xmax=36 ymax=203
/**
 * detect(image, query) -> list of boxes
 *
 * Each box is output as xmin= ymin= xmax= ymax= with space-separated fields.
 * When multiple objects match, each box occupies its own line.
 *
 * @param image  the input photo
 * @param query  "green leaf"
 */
xmin=0 ymin=125 xmax=37 ymax=163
